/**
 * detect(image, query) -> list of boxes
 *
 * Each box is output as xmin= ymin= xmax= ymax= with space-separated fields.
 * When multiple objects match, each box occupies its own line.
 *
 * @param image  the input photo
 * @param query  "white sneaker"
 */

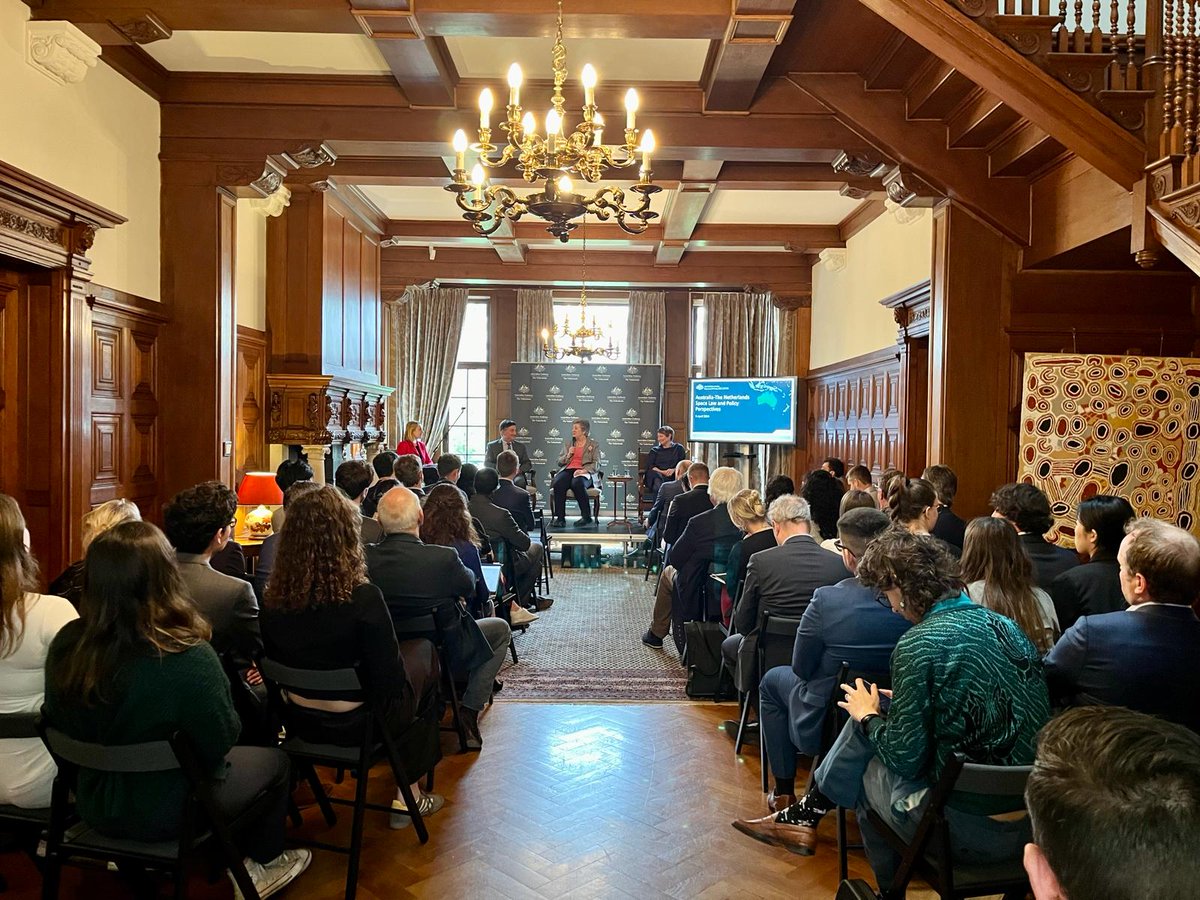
xmin=230 ymin=848 xmax=312 ymax=900
xmin=510 ymin=605 xmax=538 ymax=626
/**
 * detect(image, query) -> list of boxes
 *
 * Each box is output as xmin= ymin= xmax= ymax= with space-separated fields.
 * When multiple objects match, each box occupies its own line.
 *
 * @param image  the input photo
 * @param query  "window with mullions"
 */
xmin=445 ymin=300 xmax=489 ymax=465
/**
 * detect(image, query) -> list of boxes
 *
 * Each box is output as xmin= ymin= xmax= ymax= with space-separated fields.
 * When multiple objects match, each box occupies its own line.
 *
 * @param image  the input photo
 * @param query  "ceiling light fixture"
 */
xmin=540 ymin=217 xmax=619 ymax=360
xmin=444 ymin=0 xmax=661 ymax=243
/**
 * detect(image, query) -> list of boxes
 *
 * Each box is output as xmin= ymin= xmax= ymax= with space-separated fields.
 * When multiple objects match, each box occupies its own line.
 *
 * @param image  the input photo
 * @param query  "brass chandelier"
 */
xmin=540 ymin=221 xmax=619 ymax=361
xmin=444 ymin=0 xmax=661 ymax=243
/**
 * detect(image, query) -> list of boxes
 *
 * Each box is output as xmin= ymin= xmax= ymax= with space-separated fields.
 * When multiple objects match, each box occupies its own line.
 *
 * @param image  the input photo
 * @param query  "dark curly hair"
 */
xmin=163 ymin=481 xmax=238 ymax=554
xmin=263 ymin=486 xmax=366 ymax=612
xmin=990 ymin=482 xmax=1054 ymax=535
xmin=764 ymin=474 xmax=795 ymax=510
xmin=801 ymin=469 xmax=845 ymax=541
xmin=420 ymin=483 xmax=479 ymax=547
xmin=334 ymin=459 xmax=373 ymax=501
xmin=856 ymin=528 xmax=963 ymax=620
xmin=275 ymin=457 xmax=314 ymax=493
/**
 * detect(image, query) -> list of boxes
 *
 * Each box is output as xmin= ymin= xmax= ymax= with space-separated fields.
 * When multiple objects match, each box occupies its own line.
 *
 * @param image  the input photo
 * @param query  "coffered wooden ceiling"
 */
xmin=24 ymin=0 xmax=1094 ymax=282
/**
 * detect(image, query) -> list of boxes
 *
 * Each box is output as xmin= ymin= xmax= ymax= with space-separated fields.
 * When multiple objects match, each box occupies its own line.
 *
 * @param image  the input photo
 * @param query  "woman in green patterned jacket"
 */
xmin=733 ymin=528 xmax=1050 ymax=894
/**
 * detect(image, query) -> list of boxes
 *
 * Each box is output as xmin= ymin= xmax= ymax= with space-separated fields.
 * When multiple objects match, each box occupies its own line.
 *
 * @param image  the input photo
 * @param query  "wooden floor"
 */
xmin=1 ymin=702 xmax=882 ymax=899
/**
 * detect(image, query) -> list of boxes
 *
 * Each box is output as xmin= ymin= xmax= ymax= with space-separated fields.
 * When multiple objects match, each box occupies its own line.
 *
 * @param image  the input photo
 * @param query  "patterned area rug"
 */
xmin=499 ymin=566 xmax=690 ymax=701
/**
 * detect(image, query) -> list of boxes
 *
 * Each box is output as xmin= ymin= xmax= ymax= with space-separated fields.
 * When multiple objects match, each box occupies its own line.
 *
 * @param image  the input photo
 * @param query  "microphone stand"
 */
xmin=433 ymin=406 xmax=468 ymax=457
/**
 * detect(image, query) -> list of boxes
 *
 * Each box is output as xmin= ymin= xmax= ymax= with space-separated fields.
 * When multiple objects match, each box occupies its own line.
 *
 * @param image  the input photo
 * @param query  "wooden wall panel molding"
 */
xmin=235 ymin=325 xmax=269 ymax=482
xmin=805 ymin=346 xmax=902 ymax=477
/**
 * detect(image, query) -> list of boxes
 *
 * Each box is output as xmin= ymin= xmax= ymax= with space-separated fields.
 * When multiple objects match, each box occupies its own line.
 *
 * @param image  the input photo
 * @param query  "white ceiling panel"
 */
xmin=701 ymin=190 xmax=863 ymax=225
xmin=143 ymin=31 xmax=391 ymax=74
xmin=360 ymin=183 xmax=674 ymax=224
xmin=444 ymin=36 xmax=710 ymax=83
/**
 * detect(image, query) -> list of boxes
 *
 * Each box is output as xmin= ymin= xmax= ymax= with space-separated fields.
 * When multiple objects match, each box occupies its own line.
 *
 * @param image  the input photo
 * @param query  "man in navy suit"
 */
xmin=1044 ymin=517 xmax=1200 ymax=734
xmin=492 ymin=450 xmax=536 ymax=533
xmin=991 ymin=482 xmax=1079 ymax=589
xmin=741 ymin=507 xmax=910 ymax=813
xmin=645 ymin=459 xmax=691 ymax=545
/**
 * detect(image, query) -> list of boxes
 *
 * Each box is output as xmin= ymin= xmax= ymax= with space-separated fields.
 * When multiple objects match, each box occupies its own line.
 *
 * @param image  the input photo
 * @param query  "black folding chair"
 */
xmin=258 ymin=658 xmax=430 ymax=900
xmin=389 ymin=598 xmax=470 ymax=754
xmin=0 ymin=711 xmax=53 ymax=887
xmin=535 ymin=508 xmax=553 ymax=592
xmin=844 ymin=753 xmax=1033 ymax=900
xmin=732 ymin=611 xmax=803 ymax=756
xmin=37 ymin=721 xmax=262 ymax=900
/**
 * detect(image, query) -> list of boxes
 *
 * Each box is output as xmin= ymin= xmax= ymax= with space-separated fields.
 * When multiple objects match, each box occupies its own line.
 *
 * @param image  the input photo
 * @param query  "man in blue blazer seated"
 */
xmin=492 ymin=450 xmax=536 ymax=533
xmin=643 ymin=425 xmax=687 ymax=499
xmin=1044 ymin=517 xmax=1200 ymax=735
xmin=754 ymin=507 xmax=911 ymax=813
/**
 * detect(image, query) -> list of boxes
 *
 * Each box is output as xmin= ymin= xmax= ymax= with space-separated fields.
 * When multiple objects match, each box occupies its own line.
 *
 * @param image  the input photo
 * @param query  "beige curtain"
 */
xmin=516 ymin=287 xmax=555 ymax=361
xmin=383 ymin=283 xmax=469 ymax=449
xmin=697 ymin=291 xmax=780 ymax=488
xmin=626 ymin=289 xmax=666 ymax=366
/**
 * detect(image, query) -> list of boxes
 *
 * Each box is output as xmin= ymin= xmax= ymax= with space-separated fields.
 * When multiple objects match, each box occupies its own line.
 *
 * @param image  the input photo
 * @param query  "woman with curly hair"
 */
xmin=44 ymin=520 xmax=309 ymax=897
xmin=800 ymin=468 xmax=845 ymax=541
xmin=734 ymin=530 xmax=1049 ymax=895
xmin=260 ymin=486 xmax=444 ymax=827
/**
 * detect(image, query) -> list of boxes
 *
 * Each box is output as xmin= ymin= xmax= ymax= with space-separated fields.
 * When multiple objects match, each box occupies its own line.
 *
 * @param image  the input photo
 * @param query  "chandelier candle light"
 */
xmin=445 ymin=0 xmax=661 ymax=242
xmin=540 ymin=220 xmax=619 ymax=361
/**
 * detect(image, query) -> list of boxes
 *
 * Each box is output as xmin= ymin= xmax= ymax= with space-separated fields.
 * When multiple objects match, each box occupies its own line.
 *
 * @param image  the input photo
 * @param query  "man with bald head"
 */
xmin=366 ymin=487 xmax=511 ymax=750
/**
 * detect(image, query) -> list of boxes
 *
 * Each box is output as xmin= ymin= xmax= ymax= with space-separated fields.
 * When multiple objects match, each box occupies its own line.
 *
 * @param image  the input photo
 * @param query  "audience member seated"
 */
xmin=819 ymin=490 xmax=875 ymax=552
xmin=886 ymin=477 xmax=960 ymax=557
xmin=821 ymin=457 xmax=846 ymax=485
xmin=643 ymin=467 xmax=742 ymax=653
xmin=990 ymin=482 xmax=1078 ymax=589
xmin=48 ymin=498 xmax=141 ymax=607
xmin=800 ymin=469 xmax=844 ymax=542
xmin=721 ymin=495 xmax=850 ymax=693
xmin=660 ymin=462 xmax=712 ymax=549
xmin=643 ymin=425 xmax=686 ymax=498
xmin=763 ymin=474 xmax=794 ymax=510
xmin=362 ymin=450 xmax=399 ymax=519
xmin=961 ymin=516 xmax=1058 ymax=654
xmin=368 ymin=486 xmax=511 ymax=751
xmin=209 ymin=535 xmax=249 ymax=581
xmin=259 ymin=486 xmax=443 ymax=826
xmin=484 ymin=419 xmax=535 ymax=490
xmin=1023 ymin=706 xmax=1200 ymax=900
xmin=735 ymin=529 xmax=1049 ymax=893
xmin=395 ymin=453 xmax=426 ymax=498
xmin=395 ymin=420 xmax=434 ymax=465
xmin=923 ymin=464 xmax=966 ymax=550
xmin=335 ymin=459 xmax=384 ymax=544
xmin=845 ymin=465 xmax=878 ymax=507
xmin=1049 ymin=493 xmax=1134 ymax=631
xmin=755 ymin=508 xmax=907 ymax=812
xmin=44 ymin=521 xmax=309 ymax=896
xmin=877 ymin=468 xmax=903 ymax=512
xmin=470 ymin=468 xmax=548 ymax=611
xmin=0 ymin=494 xmax=78 ymax=809
xmin=723 ymin=489 xmax=776 ymax=622
xmin=645 ymin=459 xmax=691 ymax=547
xmin=1044 ymin=518 xmax=1200 ymax=734
xmin=271 ymin=456 xmax=313 ymax=534
xmin=163 ymin=482 xmax=261 ymax=665
xmin=436 ymin=453 xmax=462 ymax=488
xmin=252 ymin=481 xmax=322 ymax=602
xmin=457 ymin=463 xmax=480 ymax=499
xmin=551 ymin=418 xmax=601 ymax=527
xmin=493 ymin=450 xmax=536 ymax=533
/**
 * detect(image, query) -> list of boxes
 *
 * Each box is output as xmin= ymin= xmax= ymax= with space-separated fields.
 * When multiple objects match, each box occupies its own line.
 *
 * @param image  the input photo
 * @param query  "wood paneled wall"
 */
xmin=805 ymin=346 xmax=902 ymax=476
xmin=235 ymin=324 xmax=268 ymax=482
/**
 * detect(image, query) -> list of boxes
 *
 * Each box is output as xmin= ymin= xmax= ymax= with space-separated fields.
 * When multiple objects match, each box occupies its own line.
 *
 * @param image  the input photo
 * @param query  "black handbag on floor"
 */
xmin=682 ymin=620 xmax=734 ymax=700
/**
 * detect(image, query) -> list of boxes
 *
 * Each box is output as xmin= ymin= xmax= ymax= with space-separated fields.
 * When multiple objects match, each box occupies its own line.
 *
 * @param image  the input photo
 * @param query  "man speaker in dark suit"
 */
xmin=1045 ymin=518 xmax=1200 ymax=734
xmin=367 ymin=486 xmax=511 ymax=749
xmin=722 ymin=493 xmax=851 ymax=693
xmin=484 ymin=419 xmax=535 ymax=489
xmin=469 ymin=467 xmax=548 ymax=610
xmin=990 ymin=482 xmax=1079 ymax=589
xmin=492 ymin=450 xmax=536 ymax=532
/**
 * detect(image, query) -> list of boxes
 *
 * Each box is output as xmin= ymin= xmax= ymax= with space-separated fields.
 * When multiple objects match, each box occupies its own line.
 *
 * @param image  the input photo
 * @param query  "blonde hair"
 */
xmin=728 ymin=489 xmax=767 ymax=531
xmin=708 ymin=466 xmax=745 ymax=505
xmin=81 ymin=499 xmax=142 ymax=552
xmin=403 ymin=420 xmax=422 ymax=441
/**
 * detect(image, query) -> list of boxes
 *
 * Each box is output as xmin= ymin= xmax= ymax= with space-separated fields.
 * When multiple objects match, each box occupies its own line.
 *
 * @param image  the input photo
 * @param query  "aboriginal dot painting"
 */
xmin=1018 ymin=354 xmax=1200 ymax=545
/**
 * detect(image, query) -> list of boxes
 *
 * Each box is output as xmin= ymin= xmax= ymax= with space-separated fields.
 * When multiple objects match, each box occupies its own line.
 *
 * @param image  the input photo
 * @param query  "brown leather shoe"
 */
xmin=767 ymin=790 xmax=797 ymax=813
xmin=731 ymin=812 xmax=818 ymax=856
xmin=534 ymin=597 xmax=554 ymax=612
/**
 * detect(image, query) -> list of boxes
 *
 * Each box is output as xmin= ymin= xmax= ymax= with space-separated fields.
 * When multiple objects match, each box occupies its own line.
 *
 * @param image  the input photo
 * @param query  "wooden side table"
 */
xmin=606 ymin=475 xmax=635 ymax=529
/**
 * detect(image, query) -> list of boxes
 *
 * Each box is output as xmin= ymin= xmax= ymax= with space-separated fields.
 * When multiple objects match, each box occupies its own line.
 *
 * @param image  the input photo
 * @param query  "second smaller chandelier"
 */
xmin=444 ymin=0 xmax=661 ymax=242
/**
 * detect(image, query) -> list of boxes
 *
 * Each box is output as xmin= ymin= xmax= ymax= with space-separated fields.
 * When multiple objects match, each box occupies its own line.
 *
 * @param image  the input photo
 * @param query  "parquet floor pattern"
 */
xmin=1 ymin=702 xmax=885 ymax=899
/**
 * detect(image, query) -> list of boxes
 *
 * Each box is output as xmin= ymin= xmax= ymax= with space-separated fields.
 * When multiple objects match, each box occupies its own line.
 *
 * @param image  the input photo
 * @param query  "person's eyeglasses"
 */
xmin=228 ymin=519 xmax=238 ymax=529
xmin=873 ymin=591 xmax=892 ymax=610
xmin=833 ymin=539 xmax=855 ymax=558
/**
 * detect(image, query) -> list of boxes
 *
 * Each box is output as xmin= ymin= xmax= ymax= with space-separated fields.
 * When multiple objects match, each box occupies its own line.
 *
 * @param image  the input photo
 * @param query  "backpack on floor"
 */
xmin=682 ymin=619 xmax=734 ymax=700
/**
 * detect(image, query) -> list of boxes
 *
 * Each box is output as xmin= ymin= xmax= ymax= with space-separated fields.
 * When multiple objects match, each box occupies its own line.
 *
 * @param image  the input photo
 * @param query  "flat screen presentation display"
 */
xmin=688 ymin=376 xmax=798 ymax=445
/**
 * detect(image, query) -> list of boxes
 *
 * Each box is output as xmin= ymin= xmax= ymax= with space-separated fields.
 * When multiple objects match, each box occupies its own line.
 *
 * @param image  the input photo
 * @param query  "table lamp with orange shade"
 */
xmin=237 ymin=472 xmax=283 ymax=539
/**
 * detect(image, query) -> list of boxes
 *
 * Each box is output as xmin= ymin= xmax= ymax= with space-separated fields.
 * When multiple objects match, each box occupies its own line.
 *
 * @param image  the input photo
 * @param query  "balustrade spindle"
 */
xmin=1091 ymin=1 xmax=1103 ymax=52
xmin=1125 ymin=0 xmax=1138 ymax=87
xmin=1058 ymin=1 xmax=1070 ymax=51
xmin=1164 ymin=0 xmax=1176 ymax=156
xmin=1110 ymin=0 xmax=1122 ymax=84
xmin=1075 ymin=0 xmax=1085 ymax=50
xmin=1186 ymin=0 xmax=1196 ymax=168
xmin=1175 ymin=0 xmax=1187 ymax=156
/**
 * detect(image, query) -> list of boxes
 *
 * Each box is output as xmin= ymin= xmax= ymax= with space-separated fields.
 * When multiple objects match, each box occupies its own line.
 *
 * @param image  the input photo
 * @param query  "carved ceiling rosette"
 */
xmin=286 ymin=143 xmax=338 ymax=169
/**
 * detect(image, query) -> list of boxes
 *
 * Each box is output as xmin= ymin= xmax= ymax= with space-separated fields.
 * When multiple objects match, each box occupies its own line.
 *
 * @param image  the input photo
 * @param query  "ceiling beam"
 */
xmin=655 ymin=159 xmax=721 ymax=266
xmin=703 ymin=1 xmax=797 ymax=111
xmin=350 ymin=4 xmax=458 ymax=106
xmin=791 ymin=72 xmax=1030 ymax=244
